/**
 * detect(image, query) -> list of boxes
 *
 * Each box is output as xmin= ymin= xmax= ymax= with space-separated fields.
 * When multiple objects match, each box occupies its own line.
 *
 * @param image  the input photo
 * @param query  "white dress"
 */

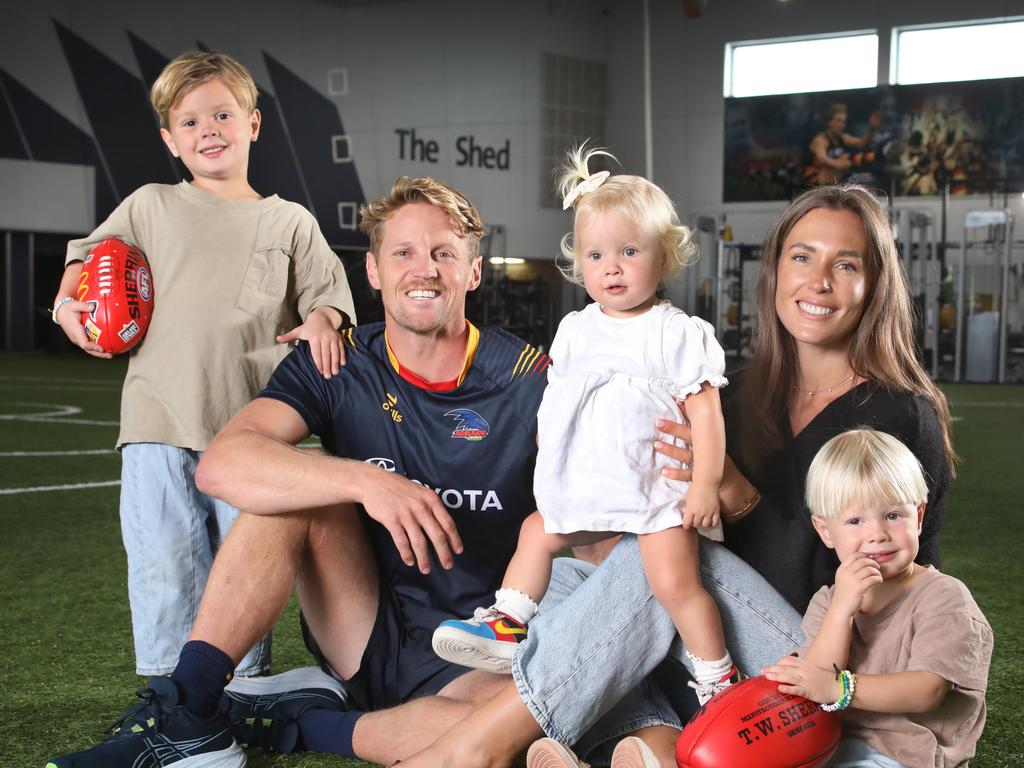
xmin=534 ymin=301 xmax=727 ymax=538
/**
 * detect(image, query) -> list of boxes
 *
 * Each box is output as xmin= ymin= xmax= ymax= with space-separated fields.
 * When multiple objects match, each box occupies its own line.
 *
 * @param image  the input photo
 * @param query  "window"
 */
xmin=724 ymin=32 xmax=877 ymax=97
xmin=892 ymin=18 xmax=1024 ymax=85
xmin=540 ymin=53 xmax=608 ymax=207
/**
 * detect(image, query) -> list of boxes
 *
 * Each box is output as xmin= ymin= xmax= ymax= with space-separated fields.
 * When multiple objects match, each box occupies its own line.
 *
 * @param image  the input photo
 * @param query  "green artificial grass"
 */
xmin=0 ymin=351 xmax=1021 ymax=767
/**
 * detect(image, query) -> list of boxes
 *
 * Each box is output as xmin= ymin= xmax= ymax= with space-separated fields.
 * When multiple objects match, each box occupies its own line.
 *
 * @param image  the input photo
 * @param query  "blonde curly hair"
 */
xmin=556 ymin=143 xmax=696 ymax=284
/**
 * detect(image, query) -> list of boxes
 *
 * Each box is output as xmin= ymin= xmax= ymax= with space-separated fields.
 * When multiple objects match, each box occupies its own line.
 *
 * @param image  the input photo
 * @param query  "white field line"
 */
xmin=0 ymin=402 xmax=119 ymax=427
xmin=0 ymin=449 xmax=115 ymax=457
xmin=0 ymin=480 xmax=120 ymax=495
xmin=0 ymin=375 xmax=121 ymax=387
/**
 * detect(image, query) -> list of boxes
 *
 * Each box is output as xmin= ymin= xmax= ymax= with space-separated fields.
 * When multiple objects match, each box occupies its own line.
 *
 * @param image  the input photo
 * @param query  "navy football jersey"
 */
xmin=260 ymin=322 xmax=549 ymax=639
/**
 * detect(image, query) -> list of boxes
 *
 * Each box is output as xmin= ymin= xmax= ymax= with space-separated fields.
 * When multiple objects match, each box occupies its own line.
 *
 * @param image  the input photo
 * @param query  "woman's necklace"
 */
xmin=794 ymin=371 xmax=856 ymax=396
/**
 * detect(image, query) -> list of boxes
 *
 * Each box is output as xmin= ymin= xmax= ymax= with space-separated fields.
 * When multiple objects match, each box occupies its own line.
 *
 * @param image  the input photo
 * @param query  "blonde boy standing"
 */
xmin=51 ymin=51 xmax=354 ymax=682
xmin=764 ymin=429 xmax=992 ymax=768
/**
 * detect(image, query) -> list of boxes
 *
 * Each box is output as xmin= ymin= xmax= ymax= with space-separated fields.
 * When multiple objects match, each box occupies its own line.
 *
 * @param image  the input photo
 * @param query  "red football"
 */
xmin=676 ymin=676 xmax=841 ymax=768
xmin=77 ymin=239 xmax=154 ymax=354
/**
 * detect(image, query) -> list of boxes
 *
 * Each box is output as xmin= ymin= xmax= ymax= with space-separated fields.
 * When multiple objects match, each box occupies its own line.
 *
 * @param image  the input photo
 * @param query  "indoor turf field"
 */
xmin=1 ymin=351 xmax=1020 ymax=768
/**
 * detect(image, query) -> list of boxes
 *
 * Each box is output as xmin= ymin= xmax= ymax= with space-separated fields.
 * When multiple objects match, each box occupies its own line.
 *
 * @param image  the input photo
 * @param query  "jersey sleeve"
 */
xmin=65 ymin=187 xmax=146 ymax=265
xmin=288 ymin=205 xmax=357 ymax=325
xmin=258 ymin=342 xmax=341 ymax=437
xmin=664 ymin=312 xmax=728 ymax=399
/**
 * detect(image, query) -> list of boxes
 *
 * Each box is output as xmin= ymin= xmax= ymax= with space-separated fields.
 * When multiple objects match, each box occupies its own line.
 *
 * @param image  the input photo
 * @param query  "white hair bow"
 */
xmin=562 ymin=171 xmax=610 ymax=210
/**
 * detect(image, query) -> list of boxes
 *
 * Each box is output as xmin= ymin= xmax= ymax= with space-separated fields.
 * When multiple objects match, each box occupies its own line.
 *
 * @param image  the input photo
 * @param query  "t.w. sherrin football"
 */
xmin=77 ymin=239 xmax=154 ymax=354
xmin=676 ymin=676 xmax=841 ymax=768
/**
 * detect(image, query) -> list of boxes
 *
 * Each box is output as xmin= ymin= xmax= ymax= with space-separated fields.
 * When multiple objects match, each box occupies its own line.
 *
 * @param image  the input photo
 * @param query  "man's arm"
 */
xmin=842 ymin=111 xmax=880 ymax=149
xmin=196 ymin=397 xmax=462 ymax=571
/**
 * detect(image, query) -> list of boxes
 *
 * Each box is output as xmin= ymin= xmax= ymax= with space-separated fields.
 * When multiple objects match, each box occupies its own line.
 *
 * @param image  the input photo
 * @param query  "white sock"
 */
xmin=493 ymin=587 xmax=540 ymax=625
xmin=687 ymin=650 xmax=734 ymax=686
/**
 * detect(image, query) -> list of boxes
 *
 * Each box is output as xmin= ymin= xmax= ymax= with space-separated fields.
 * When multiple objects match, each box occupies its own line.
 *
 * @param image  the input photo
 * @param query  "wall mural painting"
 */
xmin=723 ymin=77 xmax=1024 ymax=202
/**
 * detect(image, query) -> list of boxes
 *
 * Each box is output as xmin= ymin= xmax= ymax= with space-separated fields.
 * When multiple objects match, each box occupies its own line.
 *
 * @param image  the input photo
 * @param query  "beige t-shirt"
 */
xmin=801 ymin=567 xmax=993 ymax=768
xmin=66 ymin=181 xmax=356 ymax=450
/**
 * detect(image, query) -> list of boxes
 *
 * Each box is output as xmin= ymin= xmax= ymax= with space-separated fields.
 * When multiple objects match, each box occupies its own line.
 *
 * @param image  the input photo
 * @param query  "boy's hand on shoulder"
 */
xmin=277 ymin=306 xmax=347 ymax=379
xmin=832 ymin=552 xmax=883 ymax=617
xmin=682 ymin=483 xmax=719 ymax=529
xmin=763 ymin=655 xmax=842 ymax=705
xmin=56 ymin=299 xmax=113 ymax=359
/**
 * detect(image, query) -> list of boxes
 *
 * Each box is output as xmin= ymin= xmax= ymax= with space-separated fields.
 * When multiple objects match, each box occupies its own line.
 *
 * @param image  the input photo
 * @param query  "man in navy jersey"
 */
xmin=46 ymin=176 xmax=551 ymax=768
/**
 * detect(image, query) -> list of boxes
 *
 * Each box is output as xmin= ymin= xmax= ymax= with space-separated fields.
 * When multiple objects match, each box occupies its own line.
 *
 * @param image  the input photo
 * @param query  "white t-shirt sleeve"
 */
xmin=546 ymin=310 xmax=578 ymax=384
xmin=663 ymin=312 xmax=728 ymax=399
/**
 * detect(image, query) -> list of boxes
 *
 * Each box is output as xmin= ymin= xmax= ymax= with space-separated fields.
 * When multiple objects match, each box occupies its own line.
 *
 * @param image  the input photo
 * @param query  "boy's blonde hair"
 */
xmin=806 ymin=429 xmax=928 ymax=520
xmin=359 ymin=176 xmax=486 ymax=258
xmin=556 ymin=143 xmax=696 ymax=285
xmin=150 ymin=51 xmax=258 ymax=129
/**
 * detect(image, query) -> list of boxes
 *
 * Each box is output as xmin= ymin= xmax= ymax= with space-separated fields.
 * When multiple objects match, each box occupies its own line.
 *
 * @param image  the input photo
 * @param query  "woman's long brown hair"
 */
xmin=738 ymin=184 xmax=956 ymax=474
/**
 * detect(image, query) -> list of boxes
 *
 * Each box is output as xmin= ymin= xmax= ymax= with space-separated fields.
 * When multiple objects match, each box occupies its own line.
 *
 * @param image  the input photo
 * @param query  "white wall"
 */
xmin=0 ymin=0 xmax=608 ymax=258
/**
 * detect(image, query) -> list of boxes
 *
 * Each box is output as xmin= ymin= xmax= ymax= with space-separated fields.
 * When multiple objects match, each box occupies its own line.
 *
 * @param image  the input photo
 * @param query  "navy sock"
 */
xmin=170 ymin=640 xmax=235 ymax=717
xmin=297 ymin=708 xmax=365 ymax=757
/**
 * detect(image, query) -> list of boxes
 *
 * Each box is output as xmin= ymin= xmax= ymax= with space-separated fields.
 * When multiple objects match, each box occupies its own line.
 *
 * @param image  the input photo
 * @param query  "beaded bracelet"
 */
xmin=821 ymin=664 xmax=857 ymax=712
xmin=51 ymin=296 xmax=75 ymax=325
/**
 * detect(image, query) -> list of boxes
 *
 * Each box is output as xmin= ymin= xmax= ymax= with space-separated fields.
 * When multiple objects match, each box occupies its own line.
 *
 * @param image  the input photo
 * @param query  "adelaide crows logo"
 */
xmin=444 ymin=409 xmax=490 ymax=441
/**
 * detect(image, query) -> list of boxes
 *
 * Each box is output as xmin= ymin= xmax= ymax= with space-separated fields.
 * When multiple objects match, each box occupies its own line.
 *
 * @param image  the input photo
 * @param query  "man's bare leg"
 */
xmin=351 ymin=670 xmax=510 ymax=765
xmin=398 ymin=682 xmax=542 ymax=768
xmin=190 ymin=503 xmax=378 ymax=675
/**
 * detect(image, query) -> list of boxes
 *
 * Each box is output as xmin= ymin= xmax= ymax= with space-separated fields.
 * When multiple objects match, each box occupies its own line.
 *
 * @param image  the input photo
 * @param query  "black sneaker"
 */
xmin=222 ymin=667 xmax=347 ymax=754
xmin=46 ymin=676 xmax=244 ymax=767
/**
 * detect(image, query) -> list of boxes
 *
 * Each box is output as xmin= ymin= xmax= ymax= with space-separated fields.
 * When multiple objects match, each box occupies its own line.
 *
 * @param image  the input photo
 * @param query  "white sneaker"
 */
xmin=687 ymin=664 xmax=742 ymax=707
xmin=610 ymin=736 xmax=661 ymax=768
xmin=526 ymin=737 xmax=589 ymax=768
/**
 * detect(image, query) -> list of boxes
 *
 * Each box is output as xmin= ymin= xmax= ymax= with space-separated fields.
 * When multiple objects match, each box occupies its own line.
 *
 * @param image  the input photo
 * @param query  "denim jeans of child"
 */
xmin=120 ymin=443 xmax=272 ymax=676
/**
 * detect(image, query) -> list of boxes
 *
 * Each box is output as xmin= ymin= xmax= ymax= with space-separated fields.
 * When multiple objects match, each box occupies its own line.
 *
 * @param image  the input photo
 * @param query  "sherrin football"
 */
xmin=676 ymin=676 xmax=841 ymax=768
xmin=77 ymin=239 xmax=154 ymax=354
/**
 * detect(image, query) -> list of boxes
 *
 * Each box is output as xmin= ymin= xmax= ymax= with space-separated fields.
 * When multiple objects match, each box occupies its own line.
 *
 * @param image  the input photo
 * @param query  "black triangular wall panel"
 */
xmin=127 ymin=31 xmax=182 ymax=183
xmin=54 ymin=20 xmax=178 ymax=200
xmin=264 ymin=53 xmax=367 ymax=249
xmin=0 ymin=68 xmax=116 ymax=221
xmin=0 ymin=74 xmax=29 ymax=160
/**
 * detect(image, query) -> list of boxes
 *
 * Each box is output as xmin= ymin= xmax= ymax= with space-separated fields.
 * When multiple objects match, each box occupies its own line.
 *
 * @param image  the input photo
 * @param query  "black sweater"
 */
xmin=722 ymin=378 xmax=951 ymax=612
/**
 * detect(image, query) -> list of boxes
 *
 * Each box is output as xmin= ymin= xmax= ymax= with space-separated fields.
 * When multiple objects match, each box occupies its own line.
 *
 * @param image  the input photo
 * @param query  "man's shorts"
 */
xmin=300 ymin=577 xmax=468 ymax=711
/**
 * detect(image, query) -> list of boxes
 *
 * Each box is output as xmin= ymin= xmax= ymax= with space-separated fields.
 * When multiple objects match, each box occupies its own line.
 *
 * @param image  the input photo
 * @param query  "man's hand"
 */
xmin=277 ymin=306 xmax=346 ymax=379
xmin=763 ymin=655 xmax=842 ymax=704
xmin=357 ymin=464 xmax=463 ymax=574
xmin=831 ymin=552 xmax=883 ymax=618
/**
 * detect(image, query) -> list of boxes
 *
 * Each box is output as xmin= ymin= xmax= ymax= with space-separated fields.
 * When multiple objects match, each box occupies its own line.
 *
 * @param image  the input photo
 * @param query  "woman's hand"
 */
xmin=654 ymin=417 xmax=758 ymax=521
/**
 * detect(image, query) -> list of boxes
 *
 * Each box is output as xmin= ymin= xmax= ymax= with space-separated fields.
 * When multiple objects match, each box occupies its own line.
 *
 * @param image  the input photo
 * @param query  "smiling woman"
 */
xmin=721 ymin=183 xmax=956 ymax=610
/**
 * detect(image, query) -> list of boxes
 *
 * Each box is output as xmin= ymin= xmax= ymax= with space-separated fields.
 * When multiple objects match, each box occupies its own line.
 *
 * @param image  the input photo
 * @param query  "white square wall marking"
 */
xmin=332 ymin=135 xmax=353 ymax=163
xmin=328 ymin=68 xmax=348 ymax=96
xmin=338 ymin=202 xmax=358 ymax=231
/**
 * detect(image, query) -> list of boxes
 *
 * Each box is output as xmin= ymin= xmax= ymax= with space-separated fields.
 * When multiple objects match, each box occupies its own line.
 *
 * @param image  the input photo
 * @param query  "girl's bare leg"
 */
xmin=637 ymin=528 xmax=725 ymax=660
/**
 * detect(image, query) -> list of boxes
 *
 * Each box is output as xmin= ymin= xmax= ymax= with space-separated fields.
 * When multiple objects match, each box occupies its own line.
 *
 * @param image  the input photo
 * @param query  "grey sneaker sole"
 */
xmin=431 ymin=626 xmax=516 ymax=674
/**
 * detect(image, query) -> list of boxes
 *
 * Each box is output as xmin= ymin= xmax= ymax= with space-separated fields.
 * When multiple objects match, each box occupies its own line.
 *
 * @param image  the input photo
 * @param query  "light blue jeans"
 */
xmin=828 ymin=737 xmax=905 ymax=767
xmin=511 ymin=534 xmax=804 ymax=765
xmin=120 ymin=443 xmax=271 ymax=676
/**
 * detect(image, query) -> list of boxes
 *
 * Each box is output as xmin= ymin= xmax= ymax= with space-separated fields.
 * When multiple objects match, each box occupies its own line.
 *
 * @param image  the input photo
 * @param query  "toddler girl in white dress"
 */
xmin=434 ymin=145 xmax=738 ymax=708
